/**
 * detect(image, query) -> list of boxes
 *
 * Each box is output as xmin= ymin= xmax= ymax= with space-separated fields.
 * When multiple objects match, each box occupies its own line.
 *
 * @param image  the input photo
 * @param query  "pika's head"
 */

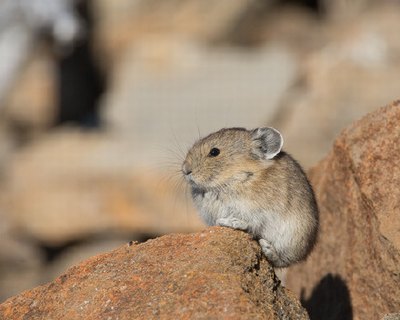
xmin=182 ymin=127 xmax=283 ymax=192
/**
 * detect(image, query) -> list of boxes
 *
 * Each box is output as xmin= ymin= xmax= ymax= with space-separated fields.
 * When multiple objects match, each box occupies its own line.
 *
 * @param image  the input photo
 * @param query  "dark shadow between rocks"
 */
xmin=55 ymin=0 xmax=107 ymax=128
xmin=301 ymin=274 xmax=353 ymax=320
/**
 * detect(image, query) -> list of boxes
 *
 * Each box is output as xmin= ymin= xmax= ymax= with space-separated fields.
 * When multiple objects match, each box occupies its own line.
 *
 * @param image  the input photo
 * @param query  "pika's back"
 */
xmin=259 ymin=152 xmax=318 ymax=214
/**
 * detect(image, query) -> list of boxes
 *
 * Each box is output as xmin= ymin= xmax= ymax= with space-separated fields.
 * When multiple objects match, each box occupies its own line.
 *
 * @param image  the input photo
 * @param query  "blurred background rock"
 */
xmin=0 ymin=0 xmax=399 ymax=302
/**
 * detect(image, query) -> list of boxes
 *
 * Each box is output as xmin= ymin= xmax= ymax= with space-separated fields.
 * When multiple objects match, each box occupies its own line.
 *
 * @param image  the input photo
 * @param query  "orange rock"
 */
xmin=286 ymin=100 xmax=400 ymax=320
xmin=0 ymin=227 xmax=309 ymax=320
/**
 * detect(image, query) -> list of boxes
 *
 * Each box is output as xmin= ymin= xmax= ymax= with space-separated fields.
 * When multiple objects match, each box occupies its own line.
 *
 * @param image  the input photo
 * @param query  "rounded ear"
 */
xmin=251 ymin=127 xmax=284 ymax=160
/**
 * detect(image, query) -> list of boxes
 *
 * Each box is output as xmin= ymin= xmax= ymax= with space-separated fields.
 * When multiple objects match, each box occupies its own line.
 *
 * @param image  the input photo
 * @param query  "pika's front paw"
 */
xmin=216 ymin=218 xmax=248 ymax=231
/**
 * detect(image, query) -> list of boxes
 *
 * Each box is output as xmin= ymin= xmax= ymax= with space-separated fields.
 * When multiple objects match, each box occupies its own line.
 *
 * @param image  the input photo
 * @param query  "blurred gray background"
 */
xmin=0 ymin=0 xmax=399 ymax=302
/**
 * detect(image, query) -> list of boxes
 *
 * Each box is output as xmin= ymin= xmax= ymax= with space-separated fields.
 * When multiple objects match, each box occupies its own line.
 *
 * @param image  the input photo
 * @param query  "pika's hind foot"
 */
xmin=259 ymin=239 xmax=288 ymax=268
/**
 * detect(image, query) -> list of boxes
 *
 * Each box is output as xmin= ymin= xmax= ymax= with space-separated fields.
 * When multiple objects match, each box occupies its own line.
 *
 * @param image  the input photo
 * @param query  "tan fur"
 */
xmin=182 ymin=127 xmax=319 ymax=268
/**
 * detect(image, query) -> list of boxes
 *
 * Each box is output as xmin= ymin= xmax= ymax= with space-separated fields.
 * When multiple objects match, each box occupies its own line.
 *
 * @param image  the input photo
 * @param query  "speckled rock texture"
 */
xmin=286 ymin=101 xmax=400 ymax=320
xmin=0 ymin=227 xmax=308 ymax=320
xmin=383 ymin=314 xmax=400 ymax=320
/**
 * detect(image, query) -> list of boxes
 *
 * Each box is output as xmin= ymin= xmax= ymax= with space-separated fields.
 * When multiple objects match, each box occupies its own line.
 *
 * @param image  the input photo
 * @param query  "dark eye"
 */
xmin=208 ymin=148 xmax=220 ymax=157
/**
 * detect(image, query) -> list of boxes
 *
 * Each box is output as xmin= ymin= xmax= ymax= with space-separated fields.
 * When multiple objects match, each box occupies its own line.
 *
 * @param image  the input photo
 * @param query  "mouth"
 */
xmin=183 ymin=173 xmax=207 ymax=193
xmin=183 ymin=171 xmax=194 ymax=183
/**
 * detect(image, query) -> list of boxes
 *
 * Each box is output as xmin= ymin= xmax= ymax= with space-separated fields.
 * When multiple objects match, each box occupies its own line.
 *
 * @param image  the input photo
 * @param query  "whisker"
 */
xmin=196 ymin=123 xmax=202 ymax=140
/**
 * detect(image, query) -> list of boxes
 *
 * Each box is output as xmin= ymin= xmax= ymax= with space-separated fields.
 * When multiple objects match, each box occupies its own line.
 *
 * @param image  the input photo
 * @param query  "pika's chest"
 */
xmin=192 ymin=190 xmax=253 ymax=226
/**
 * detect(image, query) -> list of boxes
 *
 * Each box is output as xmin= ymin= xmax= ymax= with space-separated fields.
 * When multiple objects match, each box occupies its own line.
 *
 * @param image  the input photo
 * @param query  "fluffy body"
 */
xmin=182 ymin=128 xmax=318 ymax=268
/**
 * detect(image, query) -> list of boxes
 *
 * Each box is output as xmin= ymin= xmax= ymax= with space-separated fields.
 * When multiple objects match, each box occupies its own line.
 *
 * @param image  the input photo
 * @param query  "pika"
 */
xmin=182 ymin=127 xmax=318 ymax=268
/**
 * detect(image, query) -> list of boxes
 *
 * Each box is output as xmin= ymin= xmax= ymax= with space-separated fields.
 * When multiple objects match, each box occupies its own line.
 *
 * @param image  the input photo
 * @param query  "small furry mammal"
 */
xmin=182 ymin=127 xmax=318 ymax=268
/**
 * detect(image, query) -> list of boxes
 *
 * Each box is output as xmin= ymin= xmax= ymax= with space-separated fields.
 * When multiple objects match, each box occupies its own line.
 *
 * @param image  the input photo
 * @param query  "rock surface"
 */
xmin=383 ymin=314 xmax=400 ymax=320
xmin=0 ymin=227 xmax=309 ymax=320
xmin=3 ymin=129 xmax=203 ymax=245
xmin=285 ymin=101 xmax=400 ymax=320
xmin=0 ymin=211 xmax=43 ymax=302
xmin=273 ymin=5 xmax=400 ymax=167
xmin=3 ymin=46 xmax=56 ymax=135
xmin=93 ymin=0 xmax=267 ymax=65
